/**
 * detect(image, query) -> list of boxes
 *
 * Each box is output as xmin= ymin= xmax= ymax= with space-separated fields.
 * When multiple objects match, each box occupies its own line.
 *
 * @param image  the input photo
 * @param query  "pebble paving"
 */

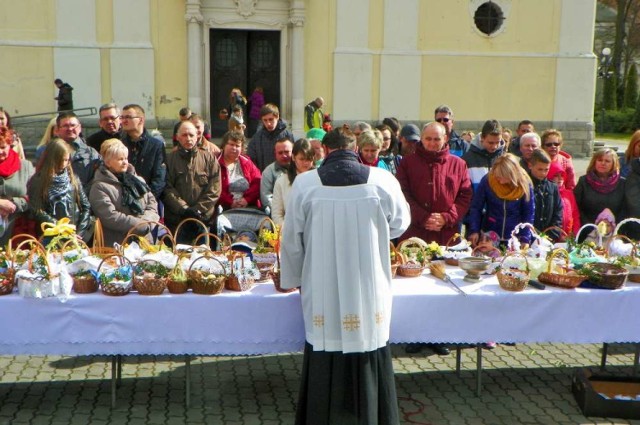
xmin=1 ymin=343 xmax=639 ymax=424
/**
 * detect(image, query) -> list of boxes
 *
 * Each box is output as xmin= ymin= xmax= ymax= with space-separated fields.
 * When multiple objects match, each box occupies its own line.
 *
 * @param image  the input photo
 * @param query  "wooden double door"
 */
xmin=209 ymin=29 xmax=281 ymax=137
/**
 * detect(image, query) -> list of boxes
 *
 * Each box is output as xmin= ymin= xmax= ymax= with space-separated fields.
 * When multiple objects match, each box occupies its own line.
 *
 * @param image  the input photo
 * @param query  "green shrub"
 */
xmin=594 ymin=108 xmax=636 ymax=133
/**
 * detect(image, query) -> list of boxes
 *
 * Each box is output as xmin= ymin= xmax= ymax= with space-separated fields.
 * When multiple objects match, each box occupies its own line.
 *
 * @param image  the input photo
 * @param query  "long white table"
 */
xmin=1 ymin=269 xmax=639 ymax=402
xmin=2 ymin=268 xmax=640 ymax=356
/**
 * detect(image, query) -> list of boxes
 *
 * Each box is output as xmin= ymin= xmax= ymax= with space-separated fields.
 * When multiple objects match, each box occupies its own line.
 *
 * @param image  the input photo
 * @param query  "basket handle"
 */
xmin=258 ymin=217 xmax=277 ymax=234
xmin=613 ymin=217 xmax=640 ymax=236
xmin=390 ymin=241 xmax=404 ymax=265
xmin=499 ymin=251 xmax=530 ymax=272
xmin=26 ymin=242 xmax=52 ymax=276
xmin=93 ymin=218 xmax=106 ymax=250
xmin=445 ymin=233 xmax=464 ymax=250
xmin=188 ymin=253 xmax=227 ymax=275
xmin=174 ymin=218 xmax=210 ymax=246
xmin=575 ymin=223 xmax=602 ymax=247
xmin=123 ymin=220 xmax=175 ymax=248
xmin=96 ymin=254 xmax=134 ymax=278
xmin=541 ymin=226 xmax=569 ymax=242
xmin=545 ymin=248 xmax=570 ymax=273
xmin=194 ymin=232 xmax=225 ymax=251
xmin=7 ymin=234 xmax=39 ymax=256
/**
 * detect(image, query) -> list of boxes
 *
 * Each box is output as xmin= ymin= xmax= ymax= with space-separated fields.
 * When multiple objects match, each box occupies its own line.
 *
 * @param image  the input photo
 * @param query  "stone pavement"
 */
xmin=1 ymin=343 xmax=639 ymax=425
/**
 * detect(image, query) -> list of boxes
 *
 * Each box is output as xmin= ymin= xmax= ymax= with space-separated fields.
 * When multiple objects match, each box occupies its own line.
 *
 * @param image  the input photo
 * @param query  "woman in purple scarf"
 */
xmin=574 ymin=148 xmax=626 ymax=232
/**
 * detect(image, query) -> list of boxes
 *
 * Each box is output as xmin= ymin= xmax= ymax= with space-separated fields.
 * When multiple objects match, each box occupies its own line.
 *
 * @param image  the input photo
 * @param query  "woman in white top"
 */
xmin=271 ymin=138 xmax=315 ymax=225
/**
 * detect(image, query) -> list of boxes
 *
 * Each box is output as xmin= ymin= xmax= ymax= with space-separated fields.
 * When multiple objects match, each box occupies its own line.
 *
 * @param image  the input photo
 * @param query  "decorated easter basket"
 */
xmin=166 ymin=254 xmax=190 ymax=294
xmin=225 ymin=251 xmax=256 ymax=292
xmin=59 ymin=239 xmax=98 ymax=294
xmin=496 ymin=252 xmax=530 ymax=292
xmin=15 ymin=243 xmax=62 ymax=298
xmin=537 ymin=248 xmax=587 ymax=289
xmin=581 ymin=262 xmax=629 ymax=290
xmin=188 ymin=253 xmax=227 ymax=295
xmin=252 ymin=217 xmax=280 ymax=265
xmin=396 ymin=238 xmax=430 ymax=277
xmin=97 ymin=255 xmax=134 ymax=296
xmin=133 ymin=259 xmax=169 ymax=295
xmin=443 ymin=233 xmax=472 ymax=266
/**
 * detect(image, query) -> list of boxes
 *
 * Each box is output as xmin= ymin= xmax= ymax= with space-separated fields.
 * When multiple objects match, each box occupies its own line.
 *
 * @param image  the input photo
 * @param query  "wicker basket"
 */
xmin=194 ymin=232 xmax=231 ymax=256
xmin=397 ymin=238 xmax=428 ymax=277
xmin=92 ymin=218 xmax=120 ymax=257
xmin=256 ymin=262 xmax=275 ymax=282
xmin=166 ymin=257 xmax=190 ymax=294
xmin=582 ymin=262 xmax=628 ymax=290
xmin=123 ymin=220 xmax=175 ymax=253
xmin=538 ymin=248 xmax=587 ymax=289
xmin=97 ymin=255 xmax=133 ymax=296
xmin=575 ymin=223 xmax=606 ymax=255
xmin=541 ymin=225 xmax=569 ymax=243
xmin=0 ymin=269 xmax=15 ymax=296
xmin=16 ymin=243 xmax=62 ymax=298
xmin=225 ymin=252 xmax=254 ymax=291
xmin=188 ymin=254 xmax=226 ymax=295
xmin=443 ymin=233 xmax=472 ymax=266
xmin=72 ymin=273 xmax=98 ymax=294
xmin=629 ymin=274 xmax=640 ymax=283
xmin=270 ymin=270 xmax=297 ymax=293
xmin=497 ymin=252 xmax=530 ymax=292
xmin=390 ymin=242 xmax=401 ymax=278
xmin=132 ymin=259 xmax=168 ymax=295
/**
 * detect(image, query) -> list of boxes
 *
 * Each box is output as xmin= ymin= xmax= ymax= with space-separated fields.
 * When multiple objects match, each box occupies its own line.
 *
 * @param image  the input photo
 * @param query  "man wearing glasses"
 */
xmin=56 ymin=112 xmax=101 ymax=194
xmin=120 ymin=104 xmax=167 ymax=200
xmin=86 ymin=103 xmax=123 ymax=152
xmin=434 ymin=104 xmax=468 ymax=158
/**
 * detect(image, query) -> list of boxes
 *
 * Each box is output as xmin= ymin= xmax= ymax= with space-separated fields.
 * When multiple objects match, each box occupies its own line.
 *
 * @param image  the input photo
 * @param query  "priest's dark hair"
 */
xmin=321 ymin=126 xmax=356 ymax=150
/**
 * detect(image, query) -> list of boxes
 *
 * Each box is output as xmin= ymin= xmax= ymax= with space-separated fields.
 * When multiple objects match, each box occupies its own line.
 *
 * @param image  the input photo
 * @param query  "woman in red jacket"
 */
xmin=217 ymin=130 xmax=261 ymax=210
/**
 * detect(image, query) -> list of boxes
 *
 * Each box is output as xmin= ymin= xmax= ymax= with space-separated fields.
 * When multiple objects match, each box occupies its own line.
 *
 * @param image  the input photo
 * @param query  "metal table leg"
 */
xmin=111 ymin=356 xmax=117 ymax=408
xmin=185 ymin=355 xmax=191 ymax=408
xmin=476 ymin=344 xmax=483 ymax=397
xmin=117 ymin=355 xmax=123 ymax=386
xmin=456 ymin=346 xmax=462 ymax=377
xmin=600 ymin=343 xmax=609 ymax=371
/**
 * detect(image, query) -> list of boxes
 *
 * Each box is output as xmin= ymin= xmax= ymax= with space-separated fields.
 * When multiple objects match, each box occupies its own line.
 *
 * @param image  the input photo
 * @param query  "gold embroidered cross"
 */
xmin=375 ymin=312 xmax=384 ymax=324
xmin=342 ymin=314 xmax=360 ymax=331
xmin=313 ymin=315 xmax=324 ymax=327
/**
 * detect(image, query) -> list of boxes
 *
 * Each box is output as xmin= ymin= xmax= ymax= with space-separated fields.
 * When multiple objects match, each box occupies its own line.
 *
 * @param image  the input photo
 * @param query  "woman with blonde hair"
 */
xmin=89 ymin=138 xmax=159 ymax=246
xmin=574 ymin=148 xmax=625 ymax=230
xmin=35 ymin=117 xmax=58 ymax=162
xmin=27 ymin=138 xmax=91 ymax=240
xmin=357 ymin=129 xmax=391 ymax=172
xmin=621 ymin=130 xmax=640 ymax=178
xmin=467 ymin=153 xmax=534 ymax=247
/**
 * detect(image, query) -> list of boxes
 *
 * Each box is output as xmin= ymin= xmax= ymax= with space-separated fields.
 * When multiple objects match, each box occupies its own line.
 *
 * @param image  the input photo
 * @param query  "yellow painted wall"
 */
xmin=303 ymin=0 xmax=334 ymax=115
xmin=0 ymin=0 xmax=55 ymax=116
xmin=96 ymin=1 xmax=114 ymax=105
xmin=150 ymin=0 xmax=188 ymax=119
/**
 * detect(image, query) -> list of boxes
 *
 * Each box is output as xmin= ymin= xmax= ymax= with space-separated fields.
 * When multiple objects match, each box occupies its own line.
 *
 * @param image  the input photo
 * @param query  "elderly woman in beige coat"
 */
xmin=89 ymin=139 xmax=159 ymax=247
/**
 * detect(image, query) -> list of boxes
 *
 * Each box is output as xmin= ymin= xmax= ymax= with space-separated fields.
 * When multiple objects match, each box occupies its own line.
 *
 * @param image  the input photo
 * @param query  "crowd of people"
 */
xmin=3 ymin=95 xmax=640 ymax=424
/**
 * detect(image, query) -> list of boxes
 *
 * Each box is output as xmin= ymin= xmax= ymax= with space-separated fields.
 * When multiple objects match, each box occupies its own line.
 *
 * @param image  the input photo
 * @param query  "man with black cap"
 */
xmin=399 ymin=124 xmax=421 ymax=156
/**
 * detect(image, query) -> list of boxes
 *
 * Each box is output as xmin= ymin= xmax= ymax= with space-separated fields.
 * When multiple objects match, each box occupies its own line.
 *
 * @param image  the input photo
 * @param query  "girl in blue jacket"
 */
xmin=468 ymin=153 xmax=535 ymax=247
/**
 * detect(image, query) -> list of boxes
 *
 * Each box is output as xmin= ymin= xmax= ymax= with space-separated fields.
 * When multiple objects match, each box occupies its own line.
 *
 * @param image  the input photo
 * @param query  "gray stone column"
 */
xmin=186 ymin=0 xmax=204 ymax=114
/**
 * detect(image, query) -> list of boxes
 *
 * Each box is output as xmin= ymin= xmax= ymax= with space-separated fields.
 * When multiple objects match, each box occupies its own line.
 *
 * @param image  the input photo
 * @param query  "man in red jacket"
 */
xmin=396 ymin=122 xmax=473 ymax=356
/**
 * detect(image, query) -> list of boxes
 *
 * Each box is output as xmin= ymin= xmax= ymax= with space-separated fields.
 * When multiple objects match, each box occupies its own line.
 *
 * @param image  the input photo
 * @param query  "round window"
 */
xmin=474 ymin=1 xmax=505 ymax=36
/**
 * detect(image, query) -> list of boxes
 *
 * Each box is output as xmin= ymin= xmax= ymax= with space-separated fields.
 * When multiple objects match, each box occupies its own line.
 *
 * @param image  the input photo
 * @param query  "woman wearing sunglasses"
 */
xmin=541 ymin=129 xmax=576 ymax=190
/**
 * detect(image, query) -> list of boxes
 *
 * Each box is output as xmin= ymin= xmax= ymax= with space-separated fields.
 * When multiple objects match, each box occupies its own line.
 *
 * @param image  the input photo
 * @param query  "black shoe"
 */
xmin=405 ymin=343 xmax=427 ymax=354
xmin=431 ymin=344 xmax=451 ymax=356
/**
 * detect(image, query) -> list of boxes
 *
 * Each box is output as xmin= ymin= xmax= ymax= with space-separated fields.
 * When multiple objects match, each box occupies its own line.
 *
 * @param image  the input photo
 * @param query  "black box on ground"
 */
xmin=572 ymin=369 xmax=640 ymax=420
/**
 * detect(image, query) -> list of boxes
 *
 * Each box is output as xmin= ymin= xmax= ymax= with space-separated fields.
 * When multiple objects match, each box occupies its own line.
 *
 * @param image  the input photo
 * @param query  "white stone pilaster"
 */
xmin=186 ymin=0 xmax=204 ymax=115
xmin=290 ymin=1 xmax=305 ymax=136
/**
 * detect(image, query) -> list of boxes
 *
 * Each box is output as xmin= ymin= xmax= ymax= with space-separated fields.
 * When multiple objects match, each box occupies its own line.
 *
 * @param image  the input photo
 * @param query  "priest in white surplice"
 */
xmin=281 ymin=127 xmax=410 ymax=425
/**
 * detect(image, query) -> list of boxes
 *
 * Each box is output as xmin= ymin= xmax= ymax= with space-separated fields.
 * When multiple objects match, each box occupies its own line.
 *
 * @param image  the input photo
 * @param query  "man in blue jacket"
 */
xmin=434 ymin=105 xmax=468 ymax=158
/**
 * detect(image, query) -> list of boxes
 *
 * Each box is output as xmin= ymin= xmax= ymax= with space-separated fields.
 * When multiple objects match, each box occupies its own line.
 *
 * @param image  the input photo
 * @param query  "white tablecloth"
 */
xmin=1 ymin=268 xmax=639 ymax=356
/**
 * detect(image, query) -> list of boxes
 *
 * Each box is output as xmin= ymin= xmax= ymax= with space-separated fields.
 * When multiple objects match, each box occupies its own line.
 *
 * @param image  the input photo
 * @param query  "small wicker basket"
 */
xmin=166 ymin=256 xmax=190 ymax=294
xmin=497 ymin=252 xmax=530 ymax=292
xmin=0 ymin=269 xmax=15 ymax=296
xmin=225 ymin=252 xmax=255 ymax=292
xmin=97 ymin=255 xmax=133 ymax=296
xmin=396 ymin=238 xmax=428 ymax=278
xmin=270 ymin=270 xmax=297 ymax=293
xmin=72 ymin=273 xmax=98 ymax=294
xmin=16 ymin=243 xmax=62 ymax=298
xmin=582 ymin=262 xmax=628 ymax=290
xmin=188 ymin=254 xmax=226 ymax=295
xmin=443 ymin=233 xmax=471 ymax=266
xmin=256 ymin=262 xmax=275 ymax=282
xmin=133 ymin=259 xmax=168 ymax=295
xmin=538 ymin=248 xmax=586 ymax=289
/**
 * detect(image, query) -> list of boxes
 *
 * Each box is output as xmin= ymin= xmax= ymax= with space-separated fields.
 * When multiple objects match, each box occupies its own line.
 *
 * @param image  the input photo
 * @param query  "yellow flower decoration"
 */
xmin=41 ymin=218 xmax=76 ymax=237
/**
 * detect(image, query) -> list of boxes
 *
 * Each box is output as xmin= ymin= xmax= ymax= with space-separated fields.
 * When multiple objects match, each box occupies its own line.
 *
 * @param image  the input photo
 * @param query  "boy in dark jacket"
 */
xmin=528 ymin=149 xmax=563 ymax=239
